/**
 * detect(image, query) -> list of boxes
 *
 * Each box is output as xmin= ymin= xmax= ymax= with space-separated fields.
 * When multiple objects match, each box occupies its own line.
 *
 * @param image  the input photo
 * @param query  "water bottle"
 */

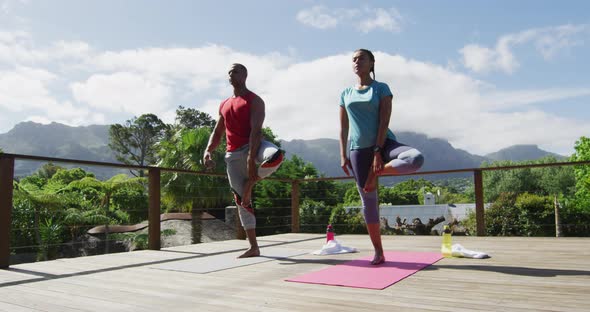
xmin=441 ymin=225 xmax=452 ymax=258
xmin=326 ymin=224 xmax=335 ymax=242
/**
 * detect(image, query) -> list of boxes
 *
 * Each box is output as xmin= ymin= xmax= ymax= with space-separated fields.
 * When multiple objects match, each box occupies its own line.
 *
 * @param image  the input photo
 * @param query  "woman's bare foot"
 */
xmin=237 ymin=247 xmax=260 ymax=258
xmin=371 ymin=252 xmax=386 ymax=265
xmin=363 ymin=170 xmax=378 ymax=193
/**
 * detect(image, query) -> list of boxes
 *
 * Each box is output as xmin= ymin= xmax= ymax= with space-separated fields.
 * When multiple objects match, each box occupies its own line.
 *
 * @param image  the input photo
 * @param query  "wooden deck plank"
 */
xmin=0 ymin=300 xmax=42 ymax=312
xmin=1 ymin=234 xmax=589 ymax=311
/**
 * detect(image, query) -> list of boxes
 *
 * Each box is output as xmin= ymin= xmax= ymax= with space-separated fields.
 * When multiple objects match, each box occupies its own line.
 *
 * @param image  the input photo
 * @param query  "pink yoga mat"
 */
xmin=286 ymin=251 xmax=442 ymax=290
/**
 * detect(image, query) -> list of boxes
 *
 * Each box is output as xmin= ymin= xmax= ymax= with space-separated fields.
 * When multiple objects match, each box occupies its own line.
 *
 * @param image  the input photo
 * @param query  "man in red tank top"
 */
xmin=203 ymin=63 xmax=283 ymax=258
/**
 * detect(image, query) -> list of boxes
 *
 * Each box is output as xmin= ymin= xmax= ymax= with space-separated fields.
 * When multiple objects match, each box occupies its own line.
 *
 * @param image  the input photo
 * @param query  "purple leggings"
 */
xmin=349 ymin=139 xmax=424 ymax=224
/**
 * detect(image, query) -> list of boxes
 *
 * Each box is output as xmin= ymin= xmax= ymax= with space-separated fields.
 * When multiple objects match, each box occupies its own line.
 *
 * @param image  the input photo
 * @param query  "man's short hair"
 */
xmin=232 ymin=63 xmax=248 ymax=76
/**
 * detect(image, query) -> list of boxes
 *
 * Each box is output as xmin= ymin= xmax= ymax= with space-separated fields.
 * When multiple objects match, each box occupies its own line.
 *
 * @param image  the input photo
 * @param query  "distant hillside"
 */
xmin=280 ymin=133 xmax=486 ymax=177
xmin=0 ymin=121 xmax=566 ymax=180
xmin=280 ymin=138 xmax=342 ymax=177
xmin=0 ymin=122 xmax=119 ymax=178
xmin=281 ymin=132 xmax=565 ymax=183
xmin=281 ymin=132 xmax=487 ymax=182
xmin=485 ymin=144 xmax=566 ymax=162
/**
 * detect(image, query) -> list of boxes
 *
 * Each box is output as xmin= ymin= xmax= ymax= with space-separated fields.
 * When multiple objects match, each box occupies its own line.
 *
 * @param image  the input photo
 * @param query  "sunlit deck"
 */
xmin=0 ymin=234 xmax=589 ymax=312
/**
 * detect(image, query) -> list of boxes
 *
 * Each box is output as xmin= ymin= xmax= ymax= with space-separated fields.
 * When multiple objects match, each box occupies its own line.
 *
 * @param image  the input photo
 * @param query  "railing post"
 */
xmin=554 ymin=195 xmax=562 ymax=237
xmin=291 ymin=180 xmax=300 ymax=233
xmin=148 ymin=168 xmax=161 ymax=250
xmin=0 ymin=156 xmax=15 ymax=269
xmin=473 ymin=169 xmax=485 ymax=236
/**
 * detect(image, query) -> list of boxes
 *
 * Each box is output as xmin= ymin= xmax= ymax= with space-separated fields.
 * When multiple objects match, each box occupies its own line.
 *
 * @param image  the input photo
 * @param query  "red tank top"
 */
xmin=219 ymin=91 xmax=256 ymax=151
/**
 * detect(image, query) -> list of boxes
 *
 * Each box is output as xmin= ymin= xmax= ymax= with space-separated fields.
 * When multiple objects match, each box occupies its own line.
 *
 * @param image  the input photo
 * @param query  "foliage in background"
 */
xmin=466 ymin=155 xmax=590 ymax=236
xmin=481 ymin=156 xmax=575 ymax=202
xmin=157 ymin=121 xmax=229 ymax=244
xmin=571 ymin=136 xmax=590 ymax=207
xmin=9 ymin=113 xmax=590 ymax=266
xmin=328 ymin=206 xmax=366 ymax=234
xmin=109 ymin=113 xmax=168 ymax=177
xmin=11 ymin=166 xmax=149 ymax=259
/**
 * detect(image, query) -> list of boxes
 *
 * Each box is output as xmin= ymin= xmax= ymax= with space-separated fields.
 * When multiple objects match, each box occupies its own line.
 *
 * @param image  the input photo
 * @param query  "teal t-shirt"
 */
xmin=340 ymin=80 xmax=396 ymax=150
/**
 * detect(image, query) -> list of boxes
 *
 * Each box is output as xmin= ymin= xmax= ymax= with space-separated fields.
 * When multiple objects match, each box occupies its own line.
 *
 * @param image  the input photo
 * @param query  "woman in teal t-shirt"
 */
xmin=339 ymin=49 xmax=424 ymax=265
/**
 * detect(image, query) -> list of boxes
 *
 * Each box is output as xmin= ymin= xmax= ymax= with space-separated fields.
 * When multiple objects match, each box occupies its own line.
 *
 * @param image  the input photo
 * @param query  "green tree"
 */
xmin=64 ymin=174 xmax=146 ymax=252
xmin=13 ymin=180 xmax=72 ymax=260
xmin=262 ymin=127 xmax=281 ymax=148
xmin=299 ymin=199 xmax=333 ymax=232
xmin=515 ymin=193 xmax=554 ymax=236
xmin=571 ymin=136 xmax=590 ymax=205
xmin=38 ymin=163 xmax=64 ymax=180
xmin=391 ymin=178 xmax=435 ymax=193
xmin=157 ymin=127 xmax=229 ymax=243
xmin=482 ymin=192 xmax=520 ymax=236
xmin=174 ymin=106 xmax=216 ymax=130
xmin=253 ymin=146 xmax=345 ymax=235
xmin=109 ymin=113 xmax=168 ymax=176
xmin=329 ymin=206 xmax=366 ymax=234
xmin=462 ymin=157 xmax=578 ymax=236
xmin=38 ymin=218 xmax=63 ymax=261
xmin=253 ymin=155 xmax=317 ymax=235
xmin=342 ymin=183 xmax=361 ymax=206
xmin=45 ymin=168 xmax=94 ymax=192
xmin=463 ymin=192 xmax=556 ymax=236
xmin=482 ymin=157 xmax=575 ymax=202
xmin=380 ymin=187 xmax=420 ymax=205
xmin=64 ymin=174 xmax=146 ymax=222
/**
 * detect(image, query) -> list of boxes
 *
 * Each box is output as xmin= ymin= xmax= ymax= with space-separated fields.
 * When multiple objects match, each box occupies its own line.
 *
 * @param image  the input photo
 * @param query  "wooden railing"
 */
xmin=1 ymin=152 xmax=589 ymax=268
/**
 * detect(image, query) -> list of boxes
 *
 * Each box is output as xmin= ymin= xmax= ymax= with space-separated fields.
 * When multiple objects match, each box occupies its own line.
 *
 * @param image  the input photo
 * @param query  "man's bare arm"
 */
xmin=203 ymin=114 xmax=225 ymax=168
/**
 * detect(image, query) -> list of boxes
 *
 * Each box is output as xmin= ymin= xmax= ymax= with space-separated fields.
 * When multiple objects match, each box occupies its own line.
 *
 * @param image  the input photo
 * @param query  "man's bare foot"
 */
xmin=237 ymin=247 xmax=260 ymax=258
xmin=363 ymin=171 xmax=377 ymax=193
xmin=371 ymin=252 xmax=386 ymax=265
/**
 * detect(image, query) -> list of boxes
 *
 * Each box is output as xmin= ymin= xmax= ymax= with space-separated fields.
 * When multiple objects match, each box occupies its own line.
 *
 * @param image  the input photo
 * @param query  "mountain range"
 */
xmin=279 ymin=132 xmax=565 ymax=180
xmin=0 ymin=121 xmax=566 ymax=179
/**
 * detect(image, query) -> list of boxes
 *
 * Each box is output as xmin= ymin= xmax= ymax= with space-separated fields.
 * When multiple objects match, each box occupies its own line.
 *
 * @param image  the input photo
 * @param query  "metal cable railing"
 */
xmin=2 ymin=152 xmax=590 ymax=268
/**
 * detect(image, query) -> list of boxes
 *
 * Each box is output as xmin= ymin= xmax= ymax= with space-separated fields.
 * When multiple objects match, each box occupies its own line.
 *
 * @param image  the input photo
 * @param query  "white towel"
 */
xmin=451 ymin=243 xmax=490 ymax=259
xmin=312 ymin=239 xmax=358 ymax=255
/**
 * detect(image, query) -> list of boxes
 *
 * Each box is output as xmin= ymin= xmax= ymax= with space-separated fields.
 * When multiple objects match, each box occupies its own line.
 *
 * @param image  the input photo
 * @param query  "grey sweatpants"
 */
xmin=225 ymin=140 xmax=283 ymax=230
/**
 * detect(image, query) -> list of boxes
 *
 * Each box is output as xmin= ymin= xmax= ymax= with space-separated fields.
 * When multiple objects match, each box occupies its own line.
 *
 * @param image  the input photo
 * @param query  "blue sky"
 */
xmin=1 ymin=0 xmax=589 ymax=155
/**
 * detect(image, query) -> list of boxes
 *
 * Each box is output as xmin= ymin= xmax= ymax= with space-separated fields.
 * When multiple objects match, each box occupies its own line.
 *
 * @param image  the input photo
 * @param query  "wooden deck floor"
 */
xmin=0 ymin=234 xmax=588 ymax=312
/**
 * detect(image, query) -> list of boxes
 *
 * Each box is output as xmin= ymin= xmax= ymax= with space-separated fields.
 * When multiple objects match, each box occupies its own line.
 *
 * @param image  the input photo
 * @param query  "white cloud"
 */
xmin=460 ymin=24 xmax=589 ymax=73
xmin=0 ymin=30 xmax=30 ymax=43
xmin=487 ymin=88 xmax=590 ymax=111
xmin=535 ymin=24 xmax=587 ymax=59
xmin=296 ymin=6 xmax=339 ymax=29
xmin=357 ymin=8 xmax=403 ymax=33
xmin=296 ymin=5 xmax=404 ymax=33
xmin=93 ymin=45 xmax=292 ymax=86
xmin=255 ymin=52 xmax=589 ymax=155
xmin=0 ymin=31 xmax=587 ymax=156
xmin=0 ymin=30 xmax=49 ymax=64
xmin=0 ymin=0 xmax=28 ymax=16
xmin=71 ymin=72 xmax=173 ymax=115
xmin=0 ymin=66 xmax=106 ymax=129
xmin=0 ymin=30 xmax=95 ymax=65
xmin=26 ymin=102 xmax=106 ymax=127
xmin=0 ymin=66 xmax=57 ymax=111
xmin=51 ymin=40 xmax=92 ymax=60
